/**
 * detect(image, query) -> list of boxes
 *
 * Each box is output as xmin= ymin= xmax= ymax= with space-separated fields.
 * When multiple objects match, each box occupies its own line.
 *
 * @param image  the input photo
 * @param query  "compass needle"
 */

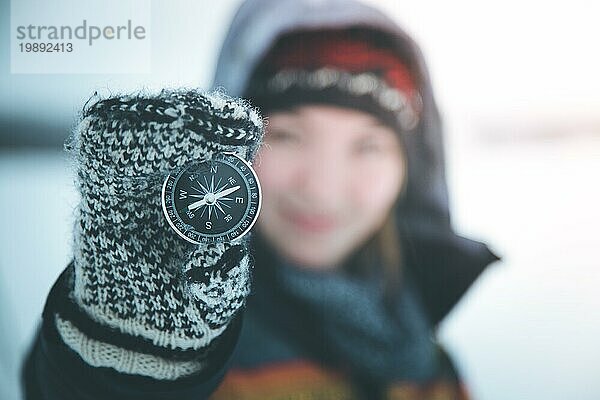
xmin=214 ymin=185 xmax=241 ymax=200
xmin=188 ymin=198 xmax=207 ymax=211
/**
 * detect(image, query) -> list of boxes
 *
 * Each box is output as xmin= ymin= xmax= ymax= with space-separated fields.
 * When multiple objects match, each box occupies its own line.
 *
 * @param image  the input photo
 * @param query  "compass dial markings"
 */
xmin=162 ymin=153 xmax=261 ymax=244
xmin=196 ymin=180 xmax=209 ymax=195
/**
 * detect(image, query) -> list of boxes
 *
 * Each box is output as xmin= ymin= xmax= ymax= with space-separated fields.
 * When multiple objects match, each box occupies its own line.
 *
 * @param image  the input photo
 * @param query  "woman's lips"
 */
xmin=281 ymin=210 xmax=339 ymax=233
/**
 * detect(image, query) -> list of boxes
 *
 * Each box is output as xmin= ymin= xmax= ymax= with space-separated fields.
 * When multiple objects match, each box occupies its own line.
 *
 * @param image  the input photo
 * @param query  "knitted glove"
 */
xmin=52 ymin=89 xmax=263 ymax=380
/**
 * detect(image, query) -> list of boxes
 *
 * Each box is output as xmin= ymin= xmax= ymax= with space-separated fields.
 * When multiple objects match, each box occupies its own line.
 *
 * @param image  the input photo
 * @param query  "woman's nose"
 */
xmin=296 ymin=150 xmax=347 ymax=208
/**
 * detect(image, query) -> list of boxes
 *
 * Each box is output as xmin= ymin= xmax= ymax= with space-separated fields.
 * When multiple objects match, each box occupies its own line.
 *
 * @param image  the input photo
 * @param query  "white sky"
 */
xmin=3 ymin=0 xmax=599 ymax=132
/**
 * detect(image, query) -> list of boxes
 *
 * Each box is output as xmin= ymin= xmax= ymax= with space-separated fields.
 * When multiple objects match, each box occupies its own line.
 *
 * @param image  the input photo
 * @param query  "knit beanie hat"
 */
xmin=243 ymin=27 xmax=422 ymax=132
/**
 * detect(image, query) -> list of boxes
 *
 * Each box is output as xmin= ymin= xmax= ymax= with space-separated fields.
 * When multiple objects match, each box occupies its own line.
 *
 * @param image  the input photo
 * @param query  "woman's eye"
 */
xmin=354 ymin=140 xmax=385 ymax=154
xmin=267 ymin=129 xmax=301 ymax=144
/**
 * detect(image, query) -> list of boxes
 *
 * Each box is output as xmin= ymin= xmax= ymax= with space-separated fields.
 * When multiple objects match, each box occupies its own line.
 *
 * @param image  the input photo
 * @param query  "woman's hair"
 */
xmin=345 ymin=203 xmax=405 ymax=312
xmin=345 ymin=131 xmax=409 ymax=310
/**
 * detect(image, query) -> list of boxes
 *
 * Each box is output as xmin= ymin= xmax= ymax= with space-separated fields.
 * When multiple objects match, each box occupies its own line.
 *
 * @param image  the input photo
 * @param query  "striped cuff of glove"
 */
xmin=54 ymin=314 xmax=206 ymax=380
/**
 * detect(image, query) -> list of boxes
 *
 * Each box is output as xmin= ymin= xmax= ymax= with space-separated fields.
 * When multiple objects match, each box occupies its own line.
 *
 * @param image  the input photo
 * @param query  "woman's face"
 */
xmin=255 ymin=104 xmax=407 ymax=269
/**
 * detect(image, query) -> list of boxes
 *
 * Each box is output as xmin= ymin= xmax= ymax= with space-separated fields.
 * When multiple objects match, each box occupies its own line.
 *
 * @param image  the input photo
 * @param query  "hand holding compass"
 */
xmin=60 ymin=89 xmax=264 ymax=374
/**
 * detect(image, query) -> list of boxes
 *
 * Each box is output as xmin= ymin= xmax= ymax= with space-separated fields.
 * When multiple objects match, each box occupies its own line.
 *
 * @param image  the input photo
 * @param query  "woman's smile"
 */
xmin=281 ymin=209 xmax=340 ymax=234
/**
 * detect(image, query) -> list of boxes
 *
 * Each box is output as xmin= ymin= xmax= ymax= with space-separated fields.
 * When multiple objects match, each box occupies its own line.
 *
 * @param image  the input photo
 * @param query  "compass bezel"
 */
xmin=161 ymin=152 xmax=262 ymax=244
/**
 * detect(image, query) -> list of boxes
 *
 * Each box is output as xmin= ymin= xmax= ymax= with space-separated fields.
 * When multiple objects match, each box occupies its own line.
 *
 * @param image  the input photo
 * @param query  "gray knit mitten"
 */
xmin=52 ymin=89 xmax=263 ymax=380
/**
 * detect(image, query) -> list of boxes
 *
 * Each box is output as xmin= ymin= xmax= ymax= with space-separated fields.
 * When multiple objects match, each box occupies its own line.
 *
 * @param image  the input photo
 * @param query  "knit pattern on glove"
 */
xmin=65 ymin=89 xmax=263 ymax=355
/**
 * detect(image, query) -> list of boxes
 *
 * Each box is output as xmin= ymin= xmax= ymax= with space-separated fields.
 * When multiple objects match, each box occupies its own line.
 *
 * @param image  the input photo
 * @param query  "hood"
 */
xmin=211 ymin=0 xmax=500 ymax=325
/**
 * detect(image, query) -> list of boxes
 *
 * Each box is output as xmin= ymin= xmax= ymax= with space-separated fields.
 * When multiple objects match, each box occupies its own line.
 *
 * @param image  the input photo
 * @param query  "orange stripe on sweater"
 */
xmin=210 ymin=359 xmax=471 ymax=400
xmin=210 ymin=359 xmax=356 ymax=399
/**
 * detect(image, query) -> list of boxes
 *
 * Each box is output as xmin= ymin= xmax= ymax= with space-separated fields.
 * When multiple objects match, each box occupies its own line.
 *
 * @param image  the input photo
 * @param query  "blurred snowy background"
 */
xmin=1 ymin=0 xmax=599 ymax=399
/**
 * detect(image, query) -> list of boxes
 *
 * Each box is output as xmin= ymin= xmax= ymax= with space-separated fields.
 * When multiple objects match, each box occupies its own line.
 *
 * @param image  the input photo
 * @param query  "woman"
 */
xmin=208 ymin=1 xmax=499 ymax=397
xmin=23 ymin=0 xmax=499 ymax=399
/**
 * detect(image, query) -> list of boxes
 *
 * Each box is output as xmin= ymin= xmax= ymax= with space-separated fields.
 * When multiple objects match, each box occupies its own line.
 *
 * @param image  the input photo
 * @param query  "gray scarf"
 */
xmin=251 ymin=240 xmax=439 ymax=386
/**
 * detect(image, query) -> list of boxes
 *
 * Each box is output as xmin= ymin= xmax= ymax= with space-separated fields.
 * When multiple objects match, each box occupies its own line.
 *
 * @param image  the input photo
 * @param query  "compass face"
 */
xmin=161 ymin=153 xmax=261 ymax=244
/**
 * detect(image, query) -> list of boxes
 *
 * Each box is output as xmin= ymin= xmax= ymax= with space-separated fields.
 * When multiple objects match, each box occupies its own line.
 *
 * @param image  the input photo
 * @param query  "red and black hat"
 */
xmin=243 ymin=27 xmax=423 ymax=132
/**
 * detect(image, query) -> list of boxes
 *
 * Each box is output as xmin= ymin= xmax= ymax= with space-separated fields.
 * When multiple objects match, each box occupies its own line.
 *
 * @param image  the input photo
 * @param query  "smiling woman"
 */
xmin=208 ymin=6 xmax=498 ymax=396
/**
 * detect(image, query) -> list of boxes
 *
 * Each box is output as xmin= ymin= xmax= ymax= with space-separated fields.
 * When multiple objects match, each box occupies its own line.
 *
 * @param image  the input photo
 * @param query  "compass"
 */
xmin=161 ymin=152 xmax=261 ymax=244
